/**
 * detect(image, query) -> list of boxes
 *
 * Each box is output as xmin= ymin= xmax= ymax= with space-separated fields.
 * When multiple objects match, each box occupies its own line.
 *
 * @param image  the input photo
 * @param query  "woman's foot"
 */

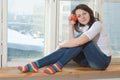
xmin=17 ymin=61 xmax=40 ymax=73
xmin=44 ymin=61 xmax=63 ymax=74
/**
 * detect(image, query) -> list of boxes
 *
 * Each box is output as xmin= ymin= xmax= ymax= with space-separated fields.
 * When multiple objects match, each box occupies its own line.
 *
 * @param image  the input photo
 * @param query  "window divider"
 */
xmin=44 ymin=0 xmax=58 ymax=55
xmin=1 ymin=0 xmax=8 ymax=68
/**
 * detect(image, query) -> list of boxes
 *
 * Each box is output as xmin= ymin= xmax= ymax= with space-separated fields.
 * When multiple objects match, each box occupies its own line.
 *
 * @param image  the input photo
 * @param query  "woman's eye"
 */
xmin=77 ymin=15 xmax=80 ymax=18
xmin=83 ymin=13 xmax=86 ymax=15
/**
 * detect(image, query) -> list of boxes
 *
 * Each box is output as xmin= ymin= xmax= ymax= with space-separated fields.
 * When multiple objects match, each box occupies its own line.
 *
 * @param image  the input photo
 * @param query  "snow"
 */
xmin=8 ymin=29 xmax=44 ymax=52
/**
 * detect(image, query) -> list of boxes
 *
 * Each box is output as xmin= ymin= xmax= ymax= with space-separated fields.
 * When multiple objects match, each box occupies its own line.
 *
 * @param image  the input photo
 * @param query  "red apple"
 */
xmin=70 ymin=15 xmax=77 ymax=21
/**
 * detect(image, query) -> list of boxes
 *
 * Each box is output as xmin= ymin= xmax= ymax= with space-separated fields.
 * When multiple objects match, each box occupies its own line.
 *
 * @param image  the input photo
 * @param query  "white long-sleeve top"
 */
xmin=78 ymin=21 xmax=112 ymax=56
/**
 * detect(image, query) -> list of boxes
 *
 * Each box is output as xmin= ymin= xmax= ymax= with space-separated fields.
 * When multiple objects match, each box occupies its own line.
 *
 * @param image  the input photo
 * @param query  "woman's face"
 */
xmin=75 ymin=9 xmax=90 ymax=25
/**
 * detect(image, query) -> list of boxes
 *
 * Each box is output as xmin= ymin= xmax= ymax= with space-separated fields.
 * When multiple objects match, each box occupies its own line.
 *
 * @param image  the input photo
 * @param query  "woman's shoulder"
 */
xmin=93 ymin=21 xmax=102 ymax=25
xmin=92 ymin=21 xmax=102 ymax=28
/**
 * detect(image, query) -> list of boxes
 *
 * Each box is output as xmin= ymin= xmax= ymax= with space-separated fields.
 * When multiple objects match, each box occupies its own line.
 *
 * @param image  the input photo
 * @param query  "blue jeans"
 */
xmin=37 ymin=41 xmax=111 ymax=70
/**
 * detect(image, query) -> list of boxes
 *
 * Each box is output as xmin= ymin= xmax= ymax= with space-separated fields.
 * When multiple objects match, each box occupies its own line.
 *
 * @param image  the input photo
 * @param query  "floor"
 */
xmin=0 ymin=63 xmax=120 ymax=80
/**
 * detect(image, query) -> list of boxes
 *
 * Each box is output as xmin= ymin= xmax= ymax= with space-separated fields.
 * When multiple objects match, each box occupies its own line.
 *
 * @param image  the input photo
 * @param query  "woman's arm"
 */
xmin=69 ymin=16 xmax=76 ymax=40
xmin=69 ymin=26 xmax=75 ymax=40
xmin=59 ymin=21 xmax=102 ymax=48
xmin=59 ymin=34 xmax=90 ymax=48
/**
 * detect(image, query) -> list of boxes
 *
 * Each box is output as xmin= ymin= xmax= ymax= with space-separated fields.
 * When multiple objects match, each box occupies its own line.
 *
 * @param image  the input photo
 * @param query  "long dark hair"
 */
xmin=72 ymin=4 xmax=96 ymax=32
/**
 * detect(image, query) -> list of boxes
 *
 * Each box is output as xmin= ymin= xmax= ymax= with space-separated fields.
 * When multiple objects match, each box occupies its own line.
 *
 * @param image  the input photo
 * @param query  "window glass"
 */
xmin=59 ymin=0 xmax=90 ymax=43
xmin=103 ymin=1 xmax=120 ymax=57
xmin=8 ymin=0 xmax=45 ymax=63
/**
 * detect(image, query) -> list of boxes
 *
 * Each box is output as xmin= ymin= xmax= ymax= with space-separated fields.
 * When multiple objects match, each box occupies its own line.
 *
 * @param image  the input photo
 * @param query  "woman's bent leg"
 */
xmin=58 ymin=47 xmax=83 ymax=66
xmin=44 ymin=46 xmax=83 ymax=74
xmin=83 ymin=41 xmax=111 ymax=70
xmin=18 ymin=48 xmax=68 ymax=73
xmin=37 ymin=48 xmax=68 ymax=67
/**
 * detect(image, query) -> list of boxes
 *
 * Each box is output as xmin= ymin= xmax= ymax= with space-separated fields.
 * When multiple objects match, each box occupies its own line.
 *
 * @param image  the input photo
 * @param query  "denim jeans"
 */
xmin=37 ymin=41 xmax=111 ymax=70
xmin=73 ymin=41 xmax=111 ymax=70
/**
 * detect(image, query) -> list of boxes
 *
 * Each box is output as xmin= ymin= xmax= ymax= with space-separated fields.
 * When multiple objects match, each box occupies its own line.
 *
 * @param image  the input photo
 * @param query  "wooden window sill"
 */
xmin=0 ymin=63 xmax=120 ymax=78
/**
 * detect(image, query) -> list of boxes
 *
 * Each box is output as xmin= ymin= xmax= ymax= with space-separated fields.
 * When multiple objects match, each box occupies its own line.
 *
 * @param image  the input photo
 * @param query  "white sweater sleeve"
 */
xmin=83 ymin=21 xmax=102 ymax=40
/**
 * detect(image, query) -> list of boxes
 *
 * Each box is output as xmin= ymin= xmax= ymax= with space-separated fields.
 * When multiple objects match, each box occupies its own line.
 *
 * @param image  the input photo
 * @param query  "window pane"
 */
xmin=59 ymin=0 xmax=90 ymax=43
xmin=103 ymin=1 xmax=120 ymax=57
xmin=8 ymin=0 xmax=45 ymax=63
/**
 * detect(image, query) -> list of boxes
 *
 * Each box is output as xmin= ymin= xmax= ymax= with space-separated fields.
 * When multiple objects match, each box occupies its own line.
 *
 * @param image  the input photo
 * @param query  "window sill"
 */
xmin=0 ymin=63 xmax=120 ymax=79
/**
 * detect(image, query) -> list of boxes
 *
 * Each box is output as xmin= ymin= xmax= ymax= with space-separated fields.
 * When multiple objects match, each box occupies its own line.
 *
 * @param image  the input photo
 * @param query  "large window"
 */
xmin=0 ymin=0 xmax=119 ymax=68
xmin=1 ymin=0 xmax=57 ymax=67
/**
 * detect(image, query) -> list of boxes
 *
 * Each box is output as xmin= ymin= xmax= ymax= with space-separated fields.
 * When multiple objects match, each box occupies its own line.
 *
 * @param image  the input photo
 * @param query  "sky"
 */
xmin=8 ymin=0 xmax=43 ymax=15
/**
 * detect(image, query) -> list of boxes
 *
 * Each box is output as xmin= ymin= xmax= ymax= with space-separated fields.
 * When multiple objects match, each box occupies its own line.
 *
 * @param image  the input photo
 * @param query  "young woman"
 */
xmin=17 ymin=4 xmax=111 ymax=74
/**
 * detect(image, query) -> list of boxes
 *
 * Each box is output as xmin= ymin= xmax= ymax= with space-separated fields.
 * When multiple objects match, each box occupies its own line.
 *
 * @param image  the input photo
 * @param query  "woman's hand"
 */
xmin=68 ymin=15 xmax=77 ymax=28
xmin=56 ymin=45 xmax=61 ymax=51
xmin=55 ymin=42 xmax=65 ymax=50
xmin=69 ymin=20 xmax=76 ymax=28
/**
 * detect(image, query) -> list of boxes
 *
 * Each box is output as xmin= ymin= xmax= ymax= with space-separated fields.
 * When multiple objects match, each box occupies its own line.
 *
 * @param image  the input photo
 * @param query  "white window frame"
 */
xmin=0 ymin=0 xmax=3 ymax=68
xmin=0 ymin=0 xmax=58 ymax=68
xmin=1 ymin=0 xmax=8 ymax=68
xmin=44 ymin=0 xmax=58 ymax=55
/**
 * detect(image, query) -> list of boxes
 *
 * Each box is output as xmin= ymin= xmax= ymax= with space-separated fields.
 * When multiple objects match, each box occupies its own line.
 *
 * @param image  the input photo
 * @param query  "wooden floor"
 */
xmin=0 ymin=63 xmax=120 ymax=79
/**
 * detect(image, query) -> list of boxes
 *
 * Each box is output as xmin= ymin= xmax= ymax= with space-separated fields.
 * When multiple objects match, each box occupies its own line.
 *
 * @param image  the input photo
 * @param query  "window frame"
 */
xmin=0 ymin=0 xmax=120 ymax=68
xmin=1 ymin=0 xmax=8 ymax=67
xmin=1 ymin=0 xmax=58 ymax=67
xmin=0 ymin=0 xmax=2 ymax=68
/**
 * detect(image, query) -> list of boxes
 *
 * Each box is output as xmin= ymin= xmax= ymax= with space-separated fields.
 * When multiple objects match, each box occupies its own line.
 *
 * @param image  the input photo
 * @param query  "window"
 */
xmin=58 ymin=0 xmax=90 ymax=43
xmin=1 ymin=0 xmax=58 ymax=67
xmin=0 ymin=0 xmax=2 ymax=68
xmin=58 ymin=0 xmax=120 ymax=63
xmin=7 ymin=0 xmax=46 ymax=67
xmin=0 ymin=0 xmax=119 ymax=67
xmin=102 ymin=0 xmax=120 ymax=63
